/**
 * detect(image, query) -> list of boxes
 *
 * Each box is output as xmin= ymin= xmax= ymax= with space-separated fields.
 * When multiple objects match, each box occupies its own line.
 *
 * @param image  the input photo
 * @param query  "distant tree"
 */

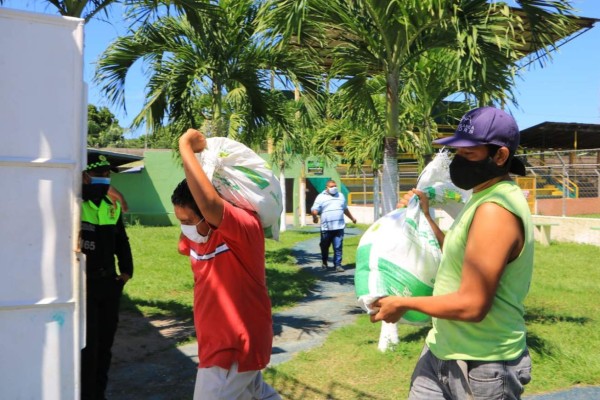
xmin=87 ymin=104 xmax=125 ymax=147
xmin=139 ymin=125 xmax=179 ymax=149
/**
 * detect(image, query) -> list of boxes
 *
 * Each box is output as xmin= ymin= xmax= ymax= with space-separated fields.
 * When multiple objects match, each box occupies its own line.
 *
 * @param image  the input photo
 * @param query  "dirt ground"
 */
xmin=111 ymin=310 xmax=195 ymax=364
xmin=106 ymin=310 xmax=198 ymax=399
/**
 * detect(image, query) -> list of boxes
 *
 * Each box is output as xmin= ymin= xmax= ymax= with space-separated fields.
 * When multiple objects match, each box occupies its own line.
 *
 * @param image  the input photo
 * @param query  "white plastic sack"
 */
xmin=354 ymin=150 xmax=470 ymax=326
xmin=196 ymin=137 xmax=283 ymax=240
xmin=417 ymin=150 xmax=471 ymax=219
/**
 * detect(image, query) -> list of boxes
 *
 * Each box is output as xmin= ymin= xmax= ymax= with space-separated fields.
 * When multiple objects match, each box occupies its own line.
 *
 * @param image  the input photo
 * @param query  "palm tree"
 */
xmin=395 ymin=47 xmax=516 ymax=164
xmin=94 ymin=0 xmax=319 ymax=143
xmin=257 ymin=0 xmax=576 ymax=214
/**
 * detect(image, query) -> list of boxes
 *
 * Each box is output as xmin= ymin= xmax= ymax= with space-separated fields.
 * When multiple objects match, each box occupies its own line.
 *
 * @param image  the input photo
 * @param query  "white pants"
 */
xmin=193 ymin=362 xmax=281 ymax=400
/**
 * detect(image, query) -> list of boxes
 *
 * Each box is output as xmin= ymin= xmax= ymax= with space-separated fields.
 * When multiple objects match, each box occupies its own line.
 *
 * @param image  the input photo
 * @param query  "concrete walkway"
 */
xmin=107 ymin=223 xmax=598 ymax=399
xmin=270 ymin=226 xmax=363 ymax=366
xmin=525 ymin=388 xmax=600 ymax=399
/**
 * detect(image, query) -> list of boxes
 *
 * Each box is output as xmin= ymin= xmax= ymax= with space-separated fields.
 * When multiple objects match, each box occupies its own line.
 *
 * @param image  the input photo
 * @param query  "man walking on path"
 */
xmin=311 ymin=179 xmax=357 ymax=272
xmin=173 ymin=128 xmax=280 ymax=400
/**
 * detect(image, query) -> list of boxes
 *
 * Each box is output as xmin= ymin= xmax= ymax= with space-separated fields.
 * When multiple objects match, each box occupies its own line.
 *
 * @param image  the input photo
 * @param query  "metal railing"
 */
xmin=342 ymin=150 xmax=600 ymax=217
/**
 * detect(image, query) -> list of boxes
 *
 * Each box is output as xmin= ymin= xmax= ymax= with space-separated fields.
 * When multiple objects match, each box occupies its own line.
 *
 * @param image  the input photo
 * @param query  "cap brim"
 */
xmin=509 ymin=157 xmax=526 ymax=176
xmin=86 ymin=165 xmax=117 ymax=173
xmin=433 ymin=135 xmax=483 ymax=148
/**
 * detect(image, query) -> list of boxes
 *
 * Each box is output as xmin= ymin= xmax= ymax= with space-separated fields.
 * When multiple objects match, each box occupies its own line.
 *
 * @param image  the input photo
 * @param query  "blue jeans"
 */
xmin=320 ymin=229 xmax=344 ymax=267
xmin=408 ymin=346 xmax=532 ymax=400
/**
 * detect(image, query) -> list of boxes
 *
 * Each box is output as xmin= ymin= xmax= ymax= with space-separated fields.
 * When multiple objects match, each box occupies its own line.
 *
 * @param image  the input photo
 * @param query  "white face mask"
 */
xmin=180 ymin=218 xmax=211 ymax=243
xmin=328 ymin=186 xmax=338 ymax=195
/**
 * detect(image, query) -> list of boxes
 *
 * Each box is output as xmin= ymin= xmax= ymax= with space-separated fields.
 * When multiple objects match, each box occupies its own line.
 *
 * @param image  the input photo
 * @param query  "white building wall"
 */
xmin=0 ymin=8 xmax=85 ymax=399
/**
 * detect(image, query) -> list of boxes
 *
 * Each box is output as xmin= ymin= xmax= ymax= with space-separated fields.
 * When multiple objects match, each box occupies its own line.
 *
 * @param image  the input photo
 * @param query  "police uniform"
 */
xmin=80 ymin=154 xmax=133 ymax=400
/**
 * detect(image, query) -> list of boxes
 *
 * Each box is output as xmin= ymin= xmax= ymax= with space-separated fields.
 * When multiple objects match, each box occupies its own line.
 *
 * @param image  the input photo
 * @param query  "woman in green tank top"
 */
xmin=369 ymin=107 xmax=534 ymax=400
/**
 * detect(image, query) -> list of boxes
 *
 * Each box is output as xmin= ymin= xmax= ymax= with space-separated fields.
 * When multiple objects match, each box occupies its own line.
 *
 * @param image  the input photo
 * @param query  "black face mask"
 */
xmin=449 ymin=155 xmax=508 ymax=190
xmin=82 ymin=183 xmax=109 ymax=201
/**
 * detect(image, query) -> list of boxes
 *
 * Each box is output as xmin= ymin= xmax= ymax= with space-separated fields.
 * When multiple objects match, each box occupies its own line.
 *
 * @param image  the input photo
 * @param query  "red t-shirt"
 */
xmin=178 ymin=201 xmax=273 ymax=372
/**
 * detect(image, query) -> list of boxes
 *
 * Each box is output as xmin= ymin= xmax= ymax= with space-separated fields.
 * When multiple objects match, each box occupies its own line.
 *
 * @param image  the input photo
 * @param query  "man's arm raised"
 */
xmin=178 ymin=129 xmax=224 ymax=228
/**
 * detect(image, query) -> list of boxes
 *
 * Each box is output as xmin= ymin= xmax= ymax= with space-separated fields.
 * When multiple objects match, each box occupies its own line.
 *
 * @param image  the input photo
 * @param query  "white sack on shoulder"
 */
xmin=196 ymin=137 xmax=283 ymax=240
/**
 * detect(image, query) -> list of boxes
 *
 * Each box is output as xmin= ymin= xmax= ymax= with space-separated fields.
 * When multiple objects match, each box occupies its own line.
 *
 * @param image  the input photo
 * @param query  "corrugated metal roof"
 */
xmin=520 ymin=122 xmax=600 ymax=150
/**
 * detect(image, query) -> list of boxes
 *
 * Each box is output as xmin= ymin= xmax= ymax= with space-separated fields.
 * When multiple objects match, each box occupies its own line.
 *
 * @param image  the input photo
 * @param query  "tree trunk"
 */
xmin=373 ymin=168 xmax=382 ymax=220
xmin=382 ymin=72 xmax=400 ymax=215
xmin=382 ymin=138 xmax=399 ymax=215
xmin=212 ymin=81 xmax=223 ymax=136
xmin=294 ymin=85 xmax=306 ymax=227
xmin=299 ymin=162 xmax=307 ymax=227
xmin=279 ymin=168 xmax=287 ymax=233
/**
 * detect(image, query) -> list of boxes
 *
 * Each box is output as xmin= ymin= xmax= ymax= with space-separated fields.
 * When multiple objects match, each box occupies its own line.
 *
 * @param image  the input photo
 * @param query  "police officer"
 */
xmin=80 ymin=153 xmax=133 ymax=400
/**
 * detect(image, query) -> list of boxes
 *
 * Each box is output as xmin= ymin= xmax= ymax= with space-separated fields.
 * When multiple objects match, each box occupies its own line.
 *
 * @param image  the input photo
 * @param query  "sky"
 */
xmin=3 ymin=0 xmax=600 ymax=137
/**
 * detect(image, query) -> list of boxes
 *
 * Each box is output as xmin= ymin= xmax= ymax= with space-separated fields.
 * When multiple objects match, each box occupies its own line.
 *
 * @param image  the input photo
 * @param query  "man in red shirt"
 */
xmin=172 ymin=128 xmax=280 ymax=399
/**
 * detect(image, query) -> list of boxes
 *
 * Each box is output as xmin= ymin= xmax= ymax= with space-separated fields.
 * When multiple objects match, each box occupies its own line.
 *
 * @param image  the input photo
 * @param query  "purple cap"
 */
xmin=433 ymin=107 xmax=526 ymax=175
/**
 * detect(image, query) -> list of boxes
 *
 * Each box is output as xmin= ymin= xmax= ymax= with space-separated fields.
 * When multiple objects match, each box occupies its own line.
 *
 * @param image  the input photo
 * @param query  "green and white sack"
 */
xmin=196 ymin=137 xmax=283 ymax=240
xmin=355 ymin=199 xmax=441 ymax=325
xmin=354 ymin=150 xmax=469 ymax=325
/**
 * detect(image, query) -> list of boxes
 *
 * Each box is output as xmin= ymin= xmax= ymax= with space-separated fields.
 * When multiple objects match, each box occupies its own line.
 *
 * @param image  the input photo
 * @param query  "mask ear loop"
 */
xmin=197 ymin=217 xmax=212 ymax=237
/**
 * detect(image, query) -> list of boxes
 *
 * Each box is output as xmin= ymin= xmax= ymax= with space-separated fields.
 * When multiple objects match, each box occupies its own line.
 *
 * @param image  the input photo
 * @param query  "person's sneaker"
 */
xmin=321 ymin=264 xmax=328 ymax=271
xmin=334 ymin=266 xmax=345 ymax=273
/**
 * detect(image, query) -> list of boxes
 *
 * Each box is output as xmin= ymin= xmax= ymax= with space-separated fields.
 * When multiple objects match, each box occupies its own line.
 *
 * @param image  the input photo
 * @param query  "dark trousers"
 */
xmin=81 ymin=277 xmax=124 ymax=400
xmin=320 ymin=229 xmax=344 ymax=267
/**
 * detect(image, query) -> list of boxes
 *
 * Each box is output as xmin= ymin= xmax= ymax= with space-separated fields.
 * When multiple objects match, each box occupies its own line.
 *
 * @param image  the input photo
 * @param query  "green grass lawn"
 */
xmin=123 ymin=224 xmax=600 ymax=398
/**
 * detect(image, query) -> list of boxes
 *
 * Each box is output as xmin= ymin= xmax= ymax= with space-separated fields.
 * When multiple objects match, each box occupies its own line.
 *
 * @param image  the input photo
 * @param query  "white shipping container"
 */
xmin=0 ymin=8 xmax=85 ymax=399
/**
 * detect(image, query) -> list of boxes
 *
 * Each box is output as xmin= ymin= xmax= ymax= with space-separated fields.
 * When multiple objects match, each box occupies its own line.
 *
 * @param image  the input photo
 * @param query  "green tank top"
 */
xmin=425 ymin=180 xmax=533 ymax=361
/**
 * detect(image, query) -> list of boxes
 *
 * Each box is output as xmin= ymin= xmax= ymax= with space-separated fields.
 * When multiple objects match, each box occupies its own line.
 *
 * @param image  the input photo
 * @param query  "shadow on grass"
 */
xmin=285 ymin=227 xmax=322 ymax=235
xmin=265 ymin=369 xmax=383 ymax=400
xmin=267 ymin=247 xmax=297 ymax=264
xmin=108 ymin=293 xmax=197 ymax=400
xmin=524 ymin=306 xmax=591 ymax=358
xmin=121 ymin=295 xmax=194 ymax=320
xmin=267 ymin=267 xmax=318 ymax=309
xmin=392 ymin=307 xmax=588 ymax=357
xmin=525 ymin=307 xmax=591 ymax=325
xmin=401 ymin=326 xmax=430 ymax=343
xmin=527 ymin=332 xmax=558 ymax=358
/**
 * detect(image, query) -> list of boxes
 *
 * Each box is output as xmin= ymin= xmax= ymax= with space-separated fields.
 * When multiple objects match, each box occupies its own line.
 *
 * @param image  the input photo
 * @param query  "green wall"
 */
xmin=111 ymin=150 xmax=184 ymax=226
